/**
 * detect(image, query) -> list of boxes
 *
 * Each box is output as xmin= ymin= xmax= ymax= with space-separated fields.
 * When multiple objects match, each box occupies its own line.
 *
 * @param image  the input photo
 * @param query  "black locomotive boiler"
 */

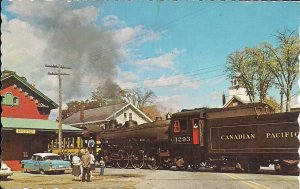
xmin=98 ymin=103 xmax=299 ymax=174
xmin=98 ymin=119 xmax=171 ymax=169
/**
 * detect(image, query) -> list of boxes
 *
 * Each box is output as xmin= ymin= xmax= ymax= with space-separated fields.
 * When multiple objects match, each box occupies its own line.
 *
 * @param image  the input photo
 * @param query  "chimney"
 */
xmin=80 ymin=104 xmax=85 ymax=122
xmin=155 ymin=117 xmax=162 ymax=121
xmin=222 ymin=92 xmax=226 ymax=106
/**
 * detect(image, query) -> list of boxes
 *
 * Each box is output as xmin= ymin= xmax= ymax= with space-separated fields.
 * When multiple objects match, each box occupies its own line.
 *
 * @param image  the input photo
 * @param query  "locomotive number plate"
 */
xmin=174 ymin=136 xmax=191 ymax=143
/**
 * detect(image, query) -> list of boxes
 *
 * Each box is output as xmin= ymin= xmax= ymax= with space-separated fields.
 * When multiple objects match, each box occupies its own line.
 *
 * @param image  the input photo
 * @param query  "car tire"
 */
xmin=40 ymin=169 xmax=45 ymax=175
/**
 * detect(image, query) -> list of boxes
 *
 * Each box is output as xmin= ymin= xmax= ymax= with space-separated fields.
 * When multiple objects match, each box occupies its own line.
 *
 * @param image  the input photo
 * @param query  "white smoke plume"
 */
xmin=3 ymin=1 xmax=121 ymax=101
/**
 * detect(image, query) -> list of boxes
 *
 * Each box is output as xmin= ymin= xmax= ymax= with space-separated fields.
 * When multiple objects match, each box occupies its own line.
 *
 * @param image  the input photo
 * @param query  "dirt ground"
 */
xmin=1 ymin=168 xmax=145 ymax=189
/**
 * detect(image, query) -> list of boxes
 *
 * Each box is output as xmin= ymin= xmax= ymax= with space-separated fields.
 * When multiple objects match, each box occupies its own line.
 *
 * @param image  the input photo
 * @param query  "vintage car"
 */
xmin=0 ymin=161 xmax=13 ymax=180
xmin=21 ymin=153 xmax=71 ymax=174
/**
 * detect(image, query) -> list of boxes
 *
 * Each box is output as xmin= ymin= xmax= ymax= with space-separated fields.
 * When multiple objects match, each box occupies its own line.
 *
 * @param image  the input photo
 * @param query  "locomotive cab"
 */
xmin=169 ymin=109 xmax=207 ymax=170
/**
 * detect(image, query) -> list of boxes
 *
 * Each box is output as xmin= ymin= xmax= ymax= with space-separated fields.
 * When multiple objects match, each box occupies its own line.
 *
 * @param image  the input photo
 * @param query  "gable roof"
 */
xmin=223 ymin=95 xmax=246 ymax=108
xmin=1 ymin=70 xmax=58 ymax=109
xmin=63 ymin=102 xmax=152 ymax=125
xmin=2 ymin=117 xmax=82 ymax=132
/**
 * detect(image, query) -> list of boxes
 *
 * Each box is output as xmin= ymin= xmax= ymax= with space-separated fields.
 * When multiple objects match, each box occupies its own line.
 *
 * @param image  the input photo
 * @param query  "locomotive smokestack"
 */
xmin=222 ymin=92 xmax=226 ymax=106
xmin=80 ymin=103 xmax=85 ymax=122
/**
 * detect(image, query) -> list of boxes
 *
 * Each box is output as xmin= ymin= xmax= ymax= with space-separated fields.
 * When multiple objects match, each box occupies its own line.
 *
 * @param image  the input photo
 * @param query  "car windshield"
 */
xmin=43 ymin=156 xmax=62 ymax=160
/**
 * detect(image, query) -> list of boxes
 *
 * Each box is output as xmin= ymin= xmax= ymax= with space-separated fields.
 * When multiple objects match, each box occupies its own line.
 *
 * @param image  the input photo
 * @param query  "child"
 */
xmin=99 ymin=157 xmax=105 ymax=176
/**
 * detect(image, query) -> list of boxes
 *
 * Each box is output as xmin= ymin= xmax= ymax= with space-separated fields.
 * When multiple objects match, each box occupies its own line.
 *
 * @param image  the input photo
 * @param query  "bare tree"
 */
xmin=120 ymin=88 xmax=156 ymax=109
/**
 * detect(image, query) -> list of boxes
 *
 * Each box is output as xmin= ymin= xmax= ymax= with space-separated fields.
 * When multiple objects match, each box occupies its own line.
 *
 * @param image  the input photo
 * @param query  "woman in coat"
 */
xmin=72 ymin=153 xmax=81 ymax=181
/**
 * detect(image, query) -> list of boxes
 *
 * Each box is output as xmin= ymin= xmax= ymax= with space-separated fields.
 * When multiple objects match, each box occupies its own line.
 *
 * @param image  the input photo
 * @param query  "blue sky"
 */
xmin=2 ymin=1 xmax=300 ymax=119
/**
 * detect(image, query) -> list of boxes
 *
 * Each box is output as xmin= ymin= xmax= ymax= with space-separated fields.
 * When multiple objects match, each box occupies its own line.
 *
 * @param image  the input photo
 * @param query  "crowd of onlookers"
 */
xmin=68 ymin=149 xmax=105 ymax=182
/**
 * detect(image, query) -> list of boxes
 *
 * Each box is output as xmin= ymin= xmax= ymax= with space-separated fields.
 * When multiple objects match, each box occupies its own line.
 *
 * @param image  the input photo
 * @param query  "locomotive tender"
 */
xmin=98 ymin=103 xmax=299 ymax=174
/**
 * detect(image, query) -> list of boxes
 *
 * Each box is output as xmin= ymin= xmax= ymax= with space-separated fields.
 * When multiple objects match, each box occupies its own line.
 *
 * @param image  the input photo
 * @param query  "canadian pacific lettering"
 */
xmin=266 ymin=132 xmax=299 ymax=139
xmin=220 ymin=134 xmax=255 ymax=140
xmin=220 ymin=132 xmax=299 ymax=140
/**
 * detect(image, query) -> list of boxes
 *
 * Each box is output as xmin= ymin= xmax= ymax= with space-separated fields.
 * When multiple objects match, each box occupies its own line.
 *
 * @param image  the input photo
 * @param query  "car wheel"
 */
xmin=1 ymin=176 xmax=8 ymax=180
xmin=40 ymin=169 xmax=45 ymax=175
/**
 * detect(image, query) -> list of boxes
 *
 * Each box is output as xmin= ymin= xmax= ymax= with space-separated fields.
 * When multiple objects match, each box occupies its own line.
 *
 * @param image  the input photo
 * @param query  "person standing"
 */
xmin=89 ymin=150 xmax=95 ymax=178
xmin=81 ymin=149 xmax=91 ymax=182
xmin=99 ymin=157 xmax=105 ymax=176
xmin=71 ymin=153 xmax=81 ymax=181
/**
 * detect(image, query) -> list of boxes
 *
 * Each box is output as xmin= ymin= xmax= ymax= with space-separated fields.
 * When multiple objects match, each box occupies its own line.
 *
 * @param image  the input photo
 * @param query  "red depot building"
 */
xmin=1 ymin=70 xmax=81 ymax=170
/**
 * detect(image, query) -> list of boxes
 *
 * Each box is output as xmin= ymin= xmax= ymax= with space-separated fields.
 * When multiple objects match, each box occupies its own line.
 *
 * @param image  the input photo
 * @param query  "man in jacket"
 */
xmin=81 ymin=149 xmax=91 ymax=182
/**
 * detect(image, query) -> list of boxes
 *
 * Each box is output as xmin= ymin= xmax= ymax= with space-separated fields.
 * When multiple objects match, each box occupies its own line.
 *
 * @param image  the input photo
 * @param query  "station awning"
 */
xmin=2 ymin=117 xmax=82 ymax=133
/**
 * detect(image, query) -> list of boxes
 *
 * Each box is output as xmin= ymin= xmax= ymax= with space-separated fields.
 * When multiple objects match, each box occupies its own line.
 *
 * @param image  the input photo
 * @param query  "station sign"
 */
xmin=16 ymin=129 xmax=36 ymax=134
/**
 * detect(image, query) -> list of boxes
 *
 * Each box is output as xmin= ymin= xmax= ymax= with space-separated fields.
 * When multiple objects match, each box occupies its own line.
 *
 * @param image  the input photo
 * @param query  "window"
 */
xmin=173 ymin=120 xmax=180 ymax=133
xmin=180 ymin=119 xmax=187 ymax=131
xmin=193 ymin=119 xmax=199 ymax=129
xmin=129 ymin=113 xmax=132 ymax=120
xmin=36 ymin=156 xmax=42 ymax=161
xmin=124 ymin=113 xmax=127 ymax=120
xmin=13 ymin=97 xmax=19 ymax=106
xmin=1 ymin=96 xmax=5 ymax=104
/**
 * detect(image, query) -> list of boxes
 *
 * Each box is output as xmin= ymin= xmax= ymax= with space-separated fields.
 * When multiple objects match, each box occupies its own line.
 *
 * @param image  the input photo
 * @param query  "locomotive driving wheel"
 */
xmin=248 ymin=161 xmax=260 ymax=173
xmin=117 ymin=149 xmax=130 ymax=169
xmin=161 ymin=157 xmax=173 ymax=170
xmin=130 ymin=148 xmax=145 ymax=169
xmin=190 ymin=163 xmax=200 ymax=171
xmin=200 ymin=161 xmax=208 ymax=168
xmin=174 ymin=155 xmax=188 ymax=171
xmin=146 ymin=153 xmax=161 ymax=170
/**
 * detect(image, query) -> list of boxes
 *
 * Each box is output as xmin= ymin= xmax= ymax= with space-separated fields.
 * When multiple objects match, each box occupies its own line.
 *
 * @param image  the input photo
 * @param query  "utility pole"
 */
xmin=45 ymin=64 xmax=71 ymax=155
xmin=280 ymin=88 xmax=284 ymax=113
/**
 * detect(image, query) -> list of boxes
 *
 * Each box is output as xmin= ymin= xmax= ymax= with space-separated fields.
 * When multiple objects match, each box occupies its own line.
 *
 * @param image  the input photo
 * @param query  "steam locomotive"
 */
xmin=97 ymin=103 xmax=299 ymax=174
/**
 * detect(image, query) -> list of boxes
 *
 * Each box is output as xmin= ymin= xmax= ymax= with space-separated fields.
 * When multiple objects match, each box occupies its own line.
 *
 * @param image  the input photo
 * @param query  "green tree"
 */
xmin=264 ymin=97 xmax=281 ymax=113
xmin=225 ymin=49 xmax=256 ymax=102
xmin=265 ymin=29 xmax=300 ymax=112
xmin=248 ymin=44 xmax=275 ymax=103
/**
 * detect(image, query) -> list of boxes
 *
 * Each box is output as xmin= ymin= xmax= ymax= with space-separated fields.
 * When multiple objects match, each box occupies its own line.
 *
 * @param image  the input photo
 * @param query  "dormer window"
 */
xmin=13 ymin=97 xmax=19 ymax=106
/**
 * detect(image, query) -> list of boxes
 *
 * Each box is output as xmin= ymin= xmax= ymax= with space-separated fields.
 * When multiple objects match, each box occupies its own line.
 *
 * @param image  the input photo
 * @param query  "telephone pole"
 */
xmin=45 ymin=64 xmax=71 ymax=155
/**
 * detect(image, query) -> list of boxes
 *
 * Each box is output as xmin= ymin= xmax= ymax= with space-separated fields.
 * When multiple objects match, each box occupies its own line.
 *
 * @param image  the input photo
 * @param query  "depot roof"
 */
xmin=2 ymin=117 xmax=82 ymax=132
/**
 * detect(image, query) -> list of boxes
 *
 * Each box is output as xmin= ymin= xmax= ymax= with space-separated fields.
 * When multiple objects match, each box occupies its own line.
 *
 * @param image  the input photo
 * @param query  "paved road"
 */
xmin=1 ymin=167 xmax=298 ymax=189
xmin=136 ymin=167 xmax=299 ymax=189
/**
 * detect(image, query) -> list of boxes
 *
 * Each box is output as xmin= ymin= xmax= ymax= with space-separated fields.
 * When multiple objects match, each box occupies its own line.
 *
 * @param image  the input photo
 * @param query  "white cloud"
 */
xmin=155 ymin=95 xmax=185 ymax=114
xmin=134 ymin=48 xmax=184 ymax=71
xmin=121 ymin=72 xmax=140 ymax=81
xmin=102 ymin=15 xmax=162 ymax=46
xmin=143 ymin=73 xmax=199 ymax=90
xmin=102 ymin=15 xmax=126 ymax=28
